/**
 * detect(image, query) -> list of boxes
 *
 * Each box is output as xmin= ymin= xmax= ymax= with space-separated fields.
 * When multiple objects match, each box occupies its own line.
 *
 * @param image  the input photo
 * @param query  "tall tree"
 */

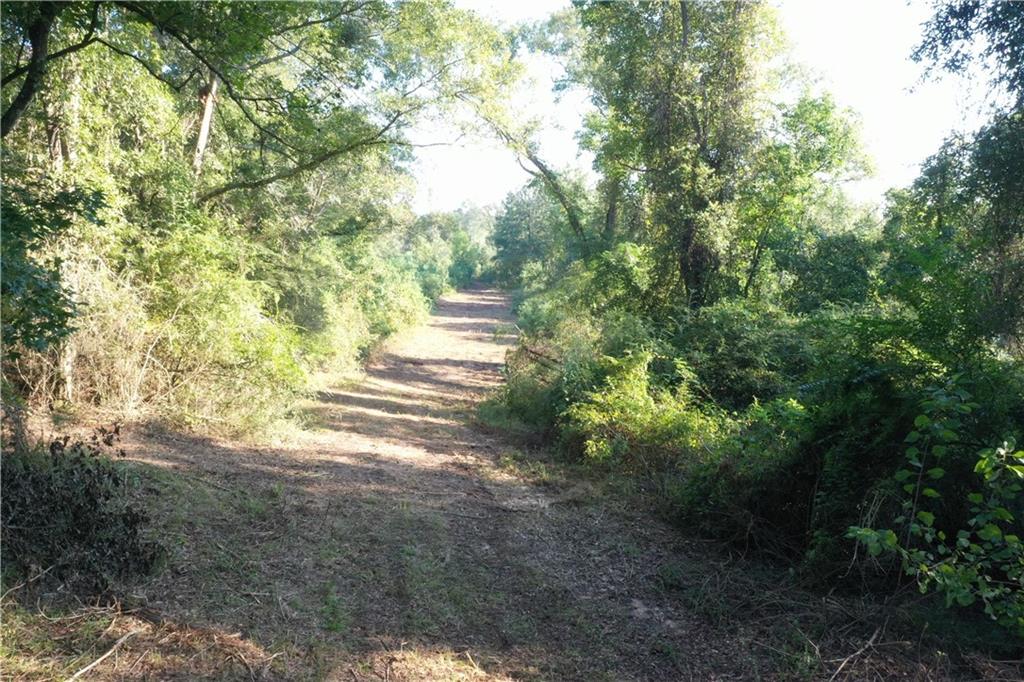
xmin=914 ymin=0 xmax=1024 ymax=106
xmin=573 ymin=0 xmax=778 ymax=306
xmin=2 ymin=1 xmax=520 ymax=203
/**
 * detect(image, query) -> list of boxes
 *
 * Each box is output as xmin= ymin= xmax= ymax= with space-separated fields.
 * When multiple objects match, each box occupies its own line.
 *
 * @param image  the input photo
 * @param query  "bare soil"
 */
xmin=4 ymin=288 xmax=1021 ymax=680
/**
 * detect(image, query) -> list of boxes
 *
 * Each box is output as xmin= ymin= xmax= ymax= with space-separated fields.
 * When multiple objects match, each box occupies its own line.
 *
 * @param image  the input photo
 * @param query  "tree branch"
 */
xmin=96 ymin=38 xmax=198 ymax=91
xmin=2 ymin=2 xmax=62 ymax=137
xmin=197 ymin=106 xmax=417 ymax=204
xmin=1 ymin=2 xmax=101 ymax=87
xmin=476 ymin=108 xmax=589 ymax=254
xmin=115 ymin=1 xmax=301 ymax=154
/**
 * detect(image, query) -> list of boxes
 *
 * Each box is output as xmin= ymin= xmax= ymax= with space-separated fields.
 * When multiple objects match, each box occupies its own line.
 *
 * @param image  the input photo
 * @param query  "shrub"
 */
xmin=666 ymin=398 xmax=814 ymax=550
xmin=849 ymin=383 xmax=1024 ymax=635
xmin=1 ymin=431 xmax=162 ymax=592
xmin=565 ymin=351 xmax=731 ymax=472
xmin=405 ymin=234 xmax=453 ymax=301
xmin=672 ymin=299 xmax=814 ymax=409
xmin=357 ymin=252 xmax=430 ymax=338
xmin=449 ymin=228 xmax=491 ymax=287
xmin=0 ymin=180 xmax=103 ymax=357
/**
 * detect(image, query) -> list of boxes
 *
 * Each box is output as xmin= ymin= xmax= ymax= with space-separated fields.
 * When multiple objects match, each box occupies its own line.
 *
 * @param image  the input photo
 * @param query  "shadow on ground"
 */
xmin=12 ymin=288 xmax=992 ymax=681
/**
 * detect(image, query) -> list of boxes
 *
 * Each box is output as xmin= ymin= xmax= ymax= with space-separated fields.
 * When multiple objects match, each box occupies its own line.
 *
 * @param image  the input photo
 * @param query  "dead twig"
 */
xmin=125 ymin=649 xmax=151 ymax=676
xmin=65 ymin=628 xmax=145 ymax=681
xmin=230 ymin=650 xmax=256 ymax=680
xmin=828 ymin=626 xmax=882 ymax=681
xmin=260 ymin=651 xmax=284 ymax=677
xmin=1 ymin=564 xmax=56 ymax=601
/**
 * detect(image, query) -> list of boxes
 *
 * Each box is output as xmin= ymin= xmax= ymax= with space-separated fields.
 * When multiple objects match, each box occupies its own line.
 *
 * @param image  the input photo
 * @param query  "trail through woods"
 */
xmin=21 ymin=288 xmax=1002 ymax=680
xmin=62 ymin=286 xmax=760 ymax=680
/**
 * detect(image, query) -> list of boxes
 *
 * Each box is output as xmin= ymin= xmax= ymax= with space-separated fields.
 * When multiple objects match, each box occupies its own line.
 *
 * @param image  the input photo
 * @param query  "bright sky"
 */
xmin=410 ymin=0 xmax=990 ymax=214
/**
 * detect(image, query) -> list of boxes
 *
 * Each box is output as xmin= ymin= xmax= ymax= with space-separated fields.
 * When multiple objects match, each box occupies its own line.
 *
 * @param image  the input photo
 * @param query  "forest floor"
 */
xmin=4 ymin=288 xmax=1021 ymax=681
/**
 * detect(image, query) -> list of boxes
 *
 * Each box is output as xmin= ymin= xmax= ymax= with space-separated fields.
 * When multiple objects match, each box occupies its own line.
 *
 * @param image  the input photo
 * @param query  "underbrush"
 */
xmin=3 ymin=204 xmax=471 ymax=437
xmin=0 ymin=427 xmax=162 ymax=593
xmin=496 ymin=248 xmax=1024 ymax=640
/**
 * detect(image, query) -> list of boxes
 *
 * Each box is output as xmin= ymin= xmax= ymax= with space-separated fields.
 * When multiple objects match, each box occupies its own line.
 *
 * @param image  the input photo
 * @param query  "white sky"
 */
xmin=410 ymin=0 xmax=991 ymax=214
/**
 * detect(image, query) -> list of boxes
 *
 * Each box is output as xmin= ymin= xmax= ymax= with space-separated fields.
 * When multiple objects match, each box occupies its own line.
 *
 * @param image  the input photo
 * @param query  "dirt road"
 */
xmin=55 ymin=288 xmax=758 ymax=680
xmin=11 ymin=289 xmax=1020 ymax=681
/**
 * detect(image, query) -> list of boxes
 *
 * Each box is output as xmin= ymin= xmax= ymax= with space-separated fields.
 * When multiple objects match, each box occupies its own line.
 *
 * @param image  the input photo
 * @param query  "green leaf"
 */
xmin=917 ymin=511 xmax=935 ymax=527
xmin=977 ymin=524 xmax=1002 ymax=541
xmin=927 ymin=467 xmax=945 ymax=479
xmin=921 ymin=487 xmax=941 ymax=498
xmin=956 ymin=592 xmax=976 ymax=606
xmin=993 ymin=507 xmax=1015 ymax=522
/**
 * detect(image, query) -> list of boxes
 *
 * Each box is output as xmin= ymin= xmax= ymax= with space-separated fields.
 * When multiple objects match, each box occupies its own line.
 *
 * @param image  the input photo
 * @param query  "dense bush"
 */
xmin=672 ymin=300 xmax=814 ymax=410
xmin=564 ymin=351 xmax=730 ymax=469
xmin=0 ymin=180 xmax=103 ymax=357
xmin=1 ymin=432 xmax=162 ymax=592
xmin=495 ymin=158 xmax=1024 ymax=634
xmin=850 ymin=383 xmax=1024 ymax=635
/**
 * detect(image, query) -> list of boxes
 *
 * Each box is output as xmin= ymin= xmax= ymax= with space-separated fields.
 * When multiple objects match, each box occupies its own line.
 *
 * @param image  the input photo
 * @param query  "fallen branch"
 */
xmin=0 ymin=564 xmax=55 ymax=601
xmin=520 ymin=345 xmax=560 ymax=369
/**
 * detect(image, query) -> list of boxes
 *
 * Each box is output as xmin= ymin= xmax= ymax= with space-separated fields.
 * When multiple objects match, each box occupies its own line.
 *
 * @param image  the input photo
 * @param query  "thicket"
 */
xmin=491 ymin=1 xmax=1024 ymax=636
xmin=1 ymin=428 xmax=162 ymax=592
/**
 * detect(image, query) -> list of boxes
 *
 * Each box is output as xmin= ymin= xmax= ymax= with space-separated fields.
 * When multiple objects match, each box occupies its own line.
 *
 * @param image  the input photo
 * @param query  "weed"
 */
xmin=320 ymin=584 xmax=351 ymax=633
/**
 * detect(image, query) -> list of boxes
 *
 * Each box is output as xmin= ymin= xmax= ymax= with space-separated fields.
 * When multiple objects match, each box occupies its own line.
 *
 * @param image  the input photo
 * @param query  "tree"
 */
xmin=2 ymin=1 xmax=520 ymax=203
xmin=914 ymin=0 xmax=1024 ymax=106
xmin=737 ymin=93 xmax=867 ymax=297
xmin=572 ymin=0 xmax=780 ymax=307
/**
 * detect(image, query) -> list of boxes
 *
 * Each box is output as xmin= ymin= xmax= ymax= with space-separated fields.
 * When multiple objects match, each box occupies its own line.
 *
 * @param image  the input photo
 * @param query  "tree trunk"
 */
xmin=44 ymin=88 xmax=72 ymax=170
xmin=192 ymin=72 xmax=219 ymax=172
xmin=523 ymin=149 xmax=589 ymax=257
xmin=1 ymin=2 xmax=61 ymax=138
xmin=45 ymin=102 xmax=65 ymax=171
xmin=742 ymin=223 xmax=773 ymax=297
xmin=59 ymin=341 xmax=77 ymax=403
xmin=603 ymin=177 xmax=620 ymax=244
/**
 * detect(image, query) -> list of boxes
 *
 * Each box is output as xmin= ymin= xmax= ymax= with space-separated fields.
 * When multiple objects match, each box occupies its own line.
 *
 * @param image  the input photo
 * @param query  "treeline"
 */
xmin=490 ymin=2 xmax=1024 ymax=635
xmin=1 ymin=1 xmax=500 ymax=434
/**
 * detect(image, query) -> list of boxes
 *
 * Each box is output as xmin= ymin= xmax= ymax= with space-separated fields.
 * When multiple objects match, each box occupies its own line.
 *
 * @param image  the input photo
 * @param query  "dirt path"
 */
xmin=10 ymin=289 xmax=1020 ymax=681
xmin=70 ymin=288 xmax=762 ymax=680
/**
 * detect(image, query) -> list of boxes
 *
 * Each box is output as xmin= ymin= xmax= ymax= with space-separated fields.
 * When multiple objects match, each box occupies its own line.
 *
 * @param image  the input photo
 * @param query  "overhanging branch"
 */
xmin=197 ymin=105 xmax=418 ymax=204
xmin=1 ymin=2 xmax=101 ymax=87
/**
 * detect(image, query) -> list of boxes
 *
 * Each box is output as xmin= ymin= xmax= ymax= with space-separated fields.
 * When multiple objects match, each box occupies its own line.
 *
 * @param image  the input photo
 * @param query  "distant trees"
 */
xmin=501 ymin=1 xmax=867 ymax=309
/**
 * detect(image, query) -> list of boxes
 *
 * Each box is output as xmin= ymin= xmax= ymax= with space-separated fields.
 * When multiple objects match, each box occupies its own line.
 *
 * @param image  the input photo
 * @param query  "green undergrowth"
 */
xmin=488 ymin=234 xmax=1024 ymax=647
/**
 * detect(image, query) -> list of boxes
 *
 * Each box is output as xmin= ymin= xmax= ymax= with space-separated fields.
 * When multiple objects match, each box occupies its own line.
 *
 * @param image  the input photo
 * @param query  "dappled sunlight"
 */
xmin=97 ymin=288 xmax=746 ymax=680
